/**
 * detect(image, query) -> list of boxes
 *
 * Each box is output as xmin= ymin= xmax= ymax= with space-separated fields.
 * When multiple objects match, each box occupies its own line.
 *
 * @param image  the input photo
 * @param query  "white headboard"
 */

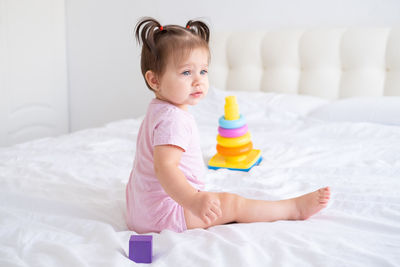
xmin=2 ymin=26 xmax=399 ymax=147
xmin=209 ymin=28 xmax=400 ymax=98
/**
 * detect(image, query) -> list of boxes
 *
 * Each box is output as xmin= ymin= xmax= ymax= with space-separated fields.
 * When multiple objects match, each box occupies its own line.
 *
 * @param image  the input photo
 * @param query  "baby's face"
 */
xmin=155 ymin=48 xmax=209 ymax=110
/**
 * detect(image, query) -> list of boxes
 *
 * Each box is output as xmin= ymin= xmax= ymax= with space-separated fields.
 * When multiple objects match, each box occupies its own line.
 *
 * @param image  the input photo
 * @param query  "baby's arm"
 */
xmin=153 ymin=145 xmax=222 ymax=224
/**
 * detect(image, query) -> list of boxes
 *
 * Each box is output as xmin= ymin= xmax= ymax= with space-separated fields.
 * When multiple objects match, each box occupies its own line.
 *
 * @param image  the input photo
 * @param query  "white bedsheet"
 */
xmin=1 ymin=90 xmax=399 ymax=267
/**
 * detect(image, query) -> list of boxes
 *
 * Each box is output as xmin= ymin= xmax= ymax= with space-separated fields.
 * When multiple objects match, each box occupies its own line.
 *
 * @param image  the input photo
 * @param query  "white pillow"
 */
xmin=265 ymin=93 xmax=329 ymax=116
xmin=193 ymin=86 xmax=329 ymax=116
xmin=308 ymin=97 xmax=400 ymax=125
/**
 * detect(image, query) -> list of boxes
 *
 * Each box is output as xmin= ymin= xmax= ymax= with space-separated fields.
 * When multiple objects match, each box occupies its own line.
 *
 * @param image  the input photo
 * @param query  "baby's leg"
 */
xmin=236 ymin=187 xmax=330 ymax=223
xmin=184 ymin=187 xmax=330 ymax=229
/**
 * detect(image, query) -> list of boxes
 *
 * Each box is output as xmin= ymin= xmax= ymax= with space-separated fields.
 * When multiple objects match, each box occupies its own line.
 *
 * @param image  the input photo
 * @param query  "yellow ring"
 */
xmin=216 ymin=132 xmax=251 ymax=147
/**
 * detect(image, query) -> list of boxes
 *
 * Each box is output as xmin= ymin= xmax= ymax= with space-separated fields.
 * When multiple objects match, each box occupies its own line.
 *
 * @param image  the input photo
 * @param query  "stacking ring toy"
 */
xmin=217 ymin=132 xmax=251 ymax=147
xmin=218 ymin=125 xmax=248 ymax=138
xmin=216 ymin=142 xmax=253 ymax=157
xmin=208 ymin=95 xmax=262 ymax=172
xmin=219 ymin=115 xmax=246 ymax=129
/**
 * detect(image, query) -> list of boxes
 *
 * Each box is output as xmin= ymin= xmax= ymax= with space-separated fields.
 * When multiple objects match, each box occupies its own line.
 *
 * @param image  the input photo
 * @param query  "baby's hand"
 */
xmin=191 ymin=191 xmax=222 ymax=225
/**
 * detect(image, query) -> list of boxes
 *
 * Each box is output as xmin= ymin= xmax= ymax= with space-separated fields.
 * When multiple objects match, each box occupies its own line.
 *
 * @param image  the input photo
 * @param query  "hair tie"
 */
xmin=159 ymin=26 xmax=164 ymax=31
xmin=186 ymin=25 xmax=190 ymax=29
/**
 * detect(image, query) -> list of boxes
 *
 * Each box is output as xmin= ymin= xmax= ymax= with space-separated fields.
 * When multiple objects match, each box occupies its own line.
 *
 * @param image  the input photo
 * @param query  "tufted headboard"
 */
xmin=209 ymin=29 xmax=400 ymax=99
xmin=2 ymin=27 xmax=399 ymax=147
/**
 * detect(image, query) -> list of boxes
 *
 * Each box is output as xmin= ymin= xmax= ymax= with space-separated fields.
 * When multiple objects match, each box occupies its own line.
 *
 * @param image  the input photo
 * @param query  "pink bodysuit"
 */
xmin=126 ymin=98 xmax=205 ymax=233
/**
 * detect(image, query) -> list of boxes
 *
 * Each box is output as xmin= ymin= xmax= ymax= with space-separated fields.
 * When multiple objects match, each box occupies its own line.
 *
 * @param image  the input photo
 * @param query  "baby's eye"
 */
xmin=182 ymin=70 xmax=191 ymax=76
xmin=200 ymin=70 xmax=208 ymax=75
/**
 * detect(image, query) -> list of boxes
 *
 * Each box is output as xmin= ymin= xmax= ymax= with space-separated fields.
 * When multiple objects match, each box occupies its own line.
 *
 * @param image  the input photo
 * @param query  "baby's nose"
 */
xmin=192 ymin=75 xmax=202 ymax=86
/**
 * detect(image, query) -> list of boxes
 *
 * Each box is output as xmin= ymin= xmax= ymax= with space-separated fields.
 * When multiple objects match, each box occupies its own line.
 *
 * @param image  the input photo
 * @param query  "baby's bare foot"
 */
xmin=292 ymin=187 xmax=331 ymax=220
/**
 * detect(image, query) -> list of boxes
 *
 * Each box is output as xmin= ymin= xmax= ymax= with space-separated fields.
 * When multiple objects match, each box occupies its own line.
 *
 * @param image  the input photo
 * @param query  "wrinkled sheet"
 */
xmin=1 ymin=90 xmax=400 ymax=267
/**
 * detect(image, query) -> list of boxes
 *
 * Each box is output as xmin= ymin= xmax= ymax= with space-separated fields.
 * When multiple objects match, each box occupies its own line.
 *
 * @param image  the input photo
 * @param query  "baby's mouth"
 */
xmin=190 ymin=91 xmax=203 ymax=97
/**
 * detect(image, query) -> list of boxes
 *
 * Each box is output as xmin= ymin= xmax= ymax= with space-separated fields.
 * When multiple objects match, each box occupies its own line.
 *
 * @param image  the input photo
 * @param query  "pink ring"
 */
xmin=218 ymin=125 xmax=248 ymax=138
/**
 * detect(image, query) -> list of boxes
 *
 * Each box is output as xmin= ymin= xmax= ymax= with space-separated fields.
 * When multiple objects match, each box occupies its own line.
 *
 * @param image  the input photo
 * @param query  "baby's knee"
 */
xmin=219 ymin=192 xmax=245 ymax=216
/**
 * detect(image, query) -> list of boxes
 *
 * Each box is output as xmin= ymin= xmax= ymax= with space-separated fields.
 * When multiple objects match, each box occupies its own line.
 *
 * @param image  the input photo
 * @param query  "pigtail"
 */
xmin=135 ymin=17 xmax=163 ymax=56
xmin=186 ymin=20 xmax=210 ymax=43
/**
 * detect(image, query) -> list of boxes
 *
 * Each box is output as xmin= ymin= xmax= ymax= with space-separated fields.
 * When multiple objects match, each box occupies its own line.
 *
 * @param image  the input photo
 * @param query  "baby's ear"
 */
xmin=145 ymin=70 xmax=159 ymax=91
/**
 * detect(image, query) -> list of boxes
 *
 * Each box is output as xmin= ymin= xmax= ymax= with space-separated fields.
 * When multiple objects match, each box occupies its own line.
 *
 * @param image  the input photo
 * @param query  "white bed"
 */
xmin=1 ymin=29 xmax=400 ymax=266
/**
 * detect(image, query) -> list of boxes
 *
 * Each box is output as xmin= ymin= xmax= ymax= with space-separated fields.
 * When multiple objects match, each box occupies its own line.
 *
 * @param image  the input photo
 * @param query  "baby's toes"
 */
xmin=324 ymin=187 xmax=331 ymax=195
xmin=319 ymin=196 xmax=329 ymax=204
xmin=320 ymin=192 xmax=330 ymax=204
xmin=320 ymin=187 xmax=330 ymax=196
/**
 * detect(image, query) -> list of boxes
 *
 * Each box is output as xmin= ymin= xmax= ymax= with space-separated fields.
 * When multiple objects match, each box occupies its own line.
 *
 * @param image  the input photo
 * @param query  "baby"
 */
xmin=126 ymin=17 xmax=330 ymax=233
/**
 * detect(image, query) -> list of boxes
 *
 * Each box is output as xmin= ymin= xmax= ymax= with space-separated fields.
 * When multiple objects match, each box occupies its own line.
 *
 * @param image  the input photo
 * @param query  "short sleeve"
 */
xmin=153 ymin=110 xmax=192 ymax=151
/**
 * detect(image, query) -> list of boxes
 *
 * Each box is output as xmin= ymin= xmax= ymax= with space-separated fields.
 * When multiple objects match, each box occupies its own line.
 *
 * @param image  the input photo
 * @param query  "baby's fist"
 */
xmin=197 ymin=192 xmax=222 ymax=225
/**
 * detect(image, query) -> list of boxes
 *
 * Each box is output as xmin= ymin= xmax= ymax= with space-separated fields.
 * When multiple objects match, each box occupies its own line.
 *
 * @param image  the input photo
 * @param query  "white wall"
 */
xmin=1 ymin=0 xmax=397 ymax=146
xmin=42 ymin=0 xmax=400 ymax=132
xmin=0 ymin=0 xmax=68 ymax=146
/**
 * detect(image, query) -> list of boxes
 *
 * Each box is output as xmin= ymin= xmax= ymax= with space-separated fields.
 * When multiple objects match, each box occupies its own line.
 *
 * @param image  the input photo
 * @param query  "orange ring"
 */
xmin=216 ymin=142 xmax=253 ymax=157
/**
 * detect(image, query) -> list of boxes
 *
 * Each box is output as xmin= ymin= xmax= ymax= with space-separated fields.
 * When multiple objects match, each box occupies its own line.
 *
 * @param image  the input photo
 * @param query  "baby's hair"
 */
xmin=134 ymin=17 xmax=210 ymax=91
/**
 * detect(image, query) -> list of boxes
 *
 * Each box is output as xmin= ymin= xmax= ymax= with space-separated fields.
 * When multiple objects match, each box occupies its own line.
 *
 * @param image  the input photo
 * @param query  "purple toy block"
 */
xmin=129 ymin=235 xmax=152 ymax=263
